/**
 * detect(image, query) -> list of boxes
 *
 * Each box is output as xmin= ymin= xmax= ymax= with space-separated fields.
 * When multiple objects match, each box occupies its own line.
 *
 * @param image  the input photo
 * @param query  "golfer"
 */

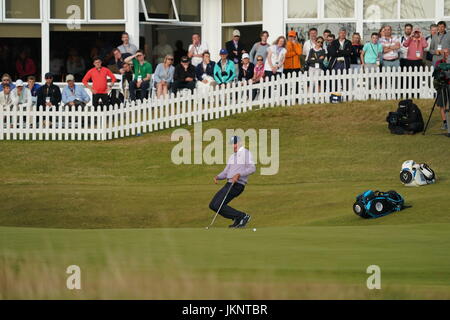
xmin=209 ymin=136 xmax=256 ymax=228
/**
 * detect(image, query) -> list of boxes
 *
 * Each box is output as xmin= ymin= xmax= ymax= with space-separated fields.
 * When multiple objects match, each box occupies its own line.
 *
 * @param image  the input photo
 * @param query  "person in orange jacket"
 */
xmin=284 ymin=30 xmax=303 ymax=75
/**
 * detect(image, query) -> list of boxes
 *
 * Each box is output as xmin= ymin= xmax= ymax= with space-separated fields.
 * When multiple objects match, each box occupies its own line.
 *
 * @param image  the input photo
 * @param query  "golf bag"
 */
xmin=108 ymin=88 xmax=124 ymax=106
xmin=353 ymin=190 xmax=405 ymax=219
xmin=400 ymin=160 xmax=436 ymax=187
xmin=386 ymin=99 xmax=424 ymax=135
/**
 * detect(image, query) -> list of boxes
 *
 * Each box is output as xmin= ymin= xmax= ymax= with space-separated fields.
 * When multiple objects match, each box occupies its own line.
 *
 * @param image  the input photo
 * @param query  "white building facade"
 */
xmin=0 ymin=0 xmax=449 ymax=81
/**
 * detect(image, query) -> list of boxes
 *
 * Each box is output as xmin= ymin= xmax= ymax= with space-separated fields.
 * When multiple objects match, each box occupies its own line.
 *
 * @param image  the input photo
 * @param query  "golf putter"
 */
xmin=206 ymin=182 xmax=235 ymax=229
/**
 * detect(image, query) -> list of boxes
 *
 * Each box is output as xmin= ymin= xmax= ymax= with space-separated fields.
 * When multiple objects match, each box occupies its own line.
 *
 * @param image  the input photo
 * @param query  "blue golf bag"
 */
xmin=353 ymin=190 xmax=405 ymax=219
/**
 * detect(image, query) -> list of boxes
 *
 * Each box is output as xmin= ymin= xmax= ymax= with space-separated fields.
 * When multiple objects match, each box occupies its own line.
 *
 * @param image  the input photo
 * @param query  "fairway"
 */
xmin=1 ymin=99 xmax=450 ymax=299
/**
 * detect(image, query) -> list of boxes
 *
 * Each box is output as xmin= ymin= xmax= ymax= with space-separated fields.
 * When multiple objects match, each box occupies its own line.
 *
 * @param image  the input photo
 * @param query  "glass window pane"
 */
xmin=287 ymin=0 xmax=318 ymax=19
xmin=287 ymin=22 xmax=356 ymax=42
xmin=175 ymin=0 xmax=200 ymax=22
xmin=325 ymin=0 xmax=355 ymax=18
xmin=223 ymin=0 xmax=242 ymax=23
xmin=363 ymin=21 xmax=431 ymax=42
xmin=364 ymin=0 xmax=398 ymax=20
xmin=5 ymin=0 xmax=40 ymax=19
xmin=244 ymin=0 xmax=262 ymax=22
xmin=91 ymin=0 xmax=124 ymax=19
xmin=51 ymin=0 xmax=85 ymax=20
xmin=446 ymin=0 xmax=450 ymax=16
xmin=144 ymin=0 xmax=177 ymax=20
xmin=401 ymin=0 xmax=434 ymax=19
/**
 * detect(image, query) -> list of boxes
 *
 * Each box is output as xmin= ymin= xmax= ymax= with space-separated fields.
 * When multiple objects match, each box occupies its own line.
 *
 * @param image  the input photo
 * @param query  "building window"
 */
xmin=174 ymin=0 xmax=201 ymax=22
xmin=446 ymin=0 xmax=450 ymax=16
xmin=91 ymin=0 xmax=124 ymax=20
xmin=364 ymin=0 xmax=397 ymax=20
xmin=142 ymin=0 xmax=177 ymax=20
xmin=4 ymin=0 xmax=40 ymax=19
xmin=324 ymin=0 xmax=355 ymax=18
xmin=222 ymin=0 xmax=262 ymax=23
xmin=287 ymin=22 xmax=357 ymax=42
xmin=400 ymin=0 xmax=435 ymax=19
xmin=51 ymin=0 xmax=85 ymax=20
xmin=287 ymin=0 xmax=318 ymax=19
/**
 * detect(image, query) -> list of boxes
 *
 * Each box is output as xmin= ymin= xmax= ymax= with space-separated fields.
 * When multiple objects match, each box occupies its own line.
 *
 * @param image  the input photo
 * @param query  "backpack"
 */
xmin=353 ymin=190 xmax=405 ymax=219
xmin=386 ymin=100 xmax=424 ymax=135
xmin=400 ymin=160 xmax=436 ymax=187
xmin=108 ymin=89 xmax=124 ymax=106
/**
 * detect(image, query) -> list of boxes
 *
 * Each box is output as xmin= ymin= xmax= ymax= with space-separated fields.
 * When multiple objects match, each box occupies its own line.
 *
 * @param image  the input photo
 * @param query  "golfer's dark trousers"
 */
xmin=209 ymin=182 xmax=246 ymax=221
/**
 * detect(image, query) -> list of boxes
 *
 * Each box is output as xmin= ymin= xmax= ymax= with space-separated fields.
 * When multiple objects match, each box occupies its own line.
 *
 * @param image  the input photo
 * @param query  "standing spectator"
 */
xmin=62 ymin=74 xmax=91 ymax=108
xmin=306 ymin=37 xmax=326 ymax=73
xmin=125 ymin=50 xmax=153 ymax=102
xmin=435 ymin=49 xmax=450 ymax=130
xmin=400 ymin=24 xmax=413 ymax=69
xmin=36 ymin=73 xmax=62 ymax=109
xmin=188 ymin=33 xmax=209 ymax=68
xmin=174 ymin=40 xmax=188 ymax=66
xmin=26 ymin=75 xmax=41 ymax=107
xmin=173 ymin=56 xmax=196 ymax=94
xmin=249 ymin=31 xmax=270 ymax=64
xmin=226 ymin=29 xmax=246 ymax=75
xmin=82 ymin=58 xmax=116 ymax=108
xmin=328 ymin=28 xmax=352 ymax=71
xmin=322 ymin=29 xmax=332 ymax=50
xmin=16 ymin=51 xmax=36 ymax=81
xmin=284 ymin=30 xmax=302 ymax=75
xmin=195 ymin=51 xmax=216 ymax=92
xmin=153 ymin=34 xmax=173 ymax=66
xmin=11 ymin=80 xmax=32 ymax=110
xmin=403 ymin=27 xmax=428 ymax=69
xmin=361 ymin=33 xmax=383 ymax=70
xmin=66 ymin=48 xmax=86 ymax=82
xmin=121 ymin=62 xmax=134 ymax=101
xmin=213 ymin=49 xmax=236 ymax=85
xmin=0 ymin=74 xmax=16 ymax=92
xmin=118 ymin=32 xmax=138 ymax=56
xmin=264 ymin=36 xmax=287 ymax=79
xmin=425 ymin=24 xmax=438 ymax=68
xmin=108 ymin=48 xmax=126 ymax=74
xmin=251 ymin=55 xmax=265 ymax=100
xmin=302 ymin=28 xmax=318 ymax=62
xmin=379 ymin=25 xmax=401 ymax=69
xmin=0 ymin=84 xmax=17 ymax=111
xmin=350 ymin=32 xmax=364 ymax=70
xmin=430 ymin=21 xmax=450 ymax=66
xmin=153 ymin=55 xmax=175 ymax=98
xmin=238 ymin=53 xmax=254 ymax=82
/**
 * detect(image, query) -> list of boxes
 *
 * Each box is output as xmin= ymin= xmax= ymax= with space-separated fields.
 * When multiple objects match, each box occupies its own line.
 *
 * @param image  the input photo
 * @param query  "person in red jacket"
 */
xmin=82 ymin=57 xmax=117 ymax=109
xmin=16 ymin=51 xmax=36 ymax=81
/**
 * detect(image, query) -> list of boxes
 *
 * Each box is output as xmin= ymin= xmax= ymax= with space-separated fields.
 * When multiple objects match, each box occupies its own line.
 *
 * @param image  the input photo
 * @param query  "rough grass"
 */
xmin=0 ymin=99 xmax=450 ymax=299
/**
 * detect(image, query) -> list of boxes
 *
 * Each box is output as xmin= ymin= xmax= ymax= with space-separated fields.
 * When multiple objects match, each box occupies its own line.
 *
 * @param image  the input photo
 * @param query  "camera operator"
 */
xmin=434 ymin=48 xmax=450 ymax=130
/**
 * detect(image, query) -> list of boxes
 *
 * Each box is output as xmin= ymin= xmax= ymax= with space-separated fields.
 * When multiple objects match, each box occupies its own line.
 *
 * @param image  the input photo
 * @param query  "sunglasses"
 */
xmin=181 ymin=60 xmax=189 ymax=63
xmin=167 ymin=58 xmax=174 ymax=61
xmin=317 ymin=41 xmax=323 ymax=44
xmin=257 ymin=59 xmax=263 ymax=61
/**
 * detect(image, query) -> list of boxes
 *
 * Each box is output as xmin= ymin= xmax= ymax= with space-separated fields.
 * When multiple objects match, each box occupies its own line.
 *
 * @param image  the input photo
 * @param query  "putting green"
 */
xmin=1 ymin=99 xmax=449 ymax=299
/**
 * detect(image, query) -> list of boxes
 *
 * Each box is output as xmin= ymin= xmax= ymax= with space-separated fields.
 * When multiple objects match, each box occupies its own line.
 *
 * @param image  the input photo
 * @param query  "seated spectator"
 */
xmin=62 ymin=74 xmax=91 ymax=108
xmin=66 ymin=48 xmax=86 ymax=82
xmin=238 ymin=53 xmax=254 ymax=82
xmin=108 ymin=48 xmax=126 ymax=74
xmin=16 ymin=51 xmax=36 ymax=81
xmin=153 ymin=34 xmax=173 ymax=65
xmin=125 ymin=50 xmax=153 ymax=101
xmin=153 ymin=55 xmax=175 ymax=98
xmin=306 ymin=36 xmax=326 ymax=73
xmin=26 ymin=75 xmax=41 ymax=106
xmin=195 ymin=51 xmax=216 ymax=92
xmin=173 ymin=56 xmax=196 ymax=94
xmin=82 ymin=57 xmax=117 ymax=108
xmin=403 ymin=27 xmax=428 ymax=69
xmin=11 ymin=80 xmax=32 ymax=110
xmin=284 ymin=30 xmax=302 ymax=75
xmin=1 ymin=73 xmax=16 ymax=92
xmin=0 ymin=83 xmax=17 ymax=111
xmin=361 ymin=33 xmax=383 ymax=70
xmin=252 ymin=55 xmax=265 ymax=83
xmin=49 ymin=52 xmax=65 ymax=82
xmin=36 ymin=73 xmax=62 ymax=109
xmin=214 ymin=49 xmax=236 ymax=85
xmin=121 ymin=62 xmax=134 ymax=93
xmin=118 ymin=32 xmax=138 ymax=56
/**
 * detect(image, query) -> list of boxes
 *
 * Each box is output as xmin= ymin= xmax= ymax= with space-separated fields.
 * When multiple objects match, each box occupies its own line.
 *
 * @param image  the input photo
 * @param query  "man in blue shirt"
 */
xmin=1 ymin=73 xmax=16 ymax=92
xmin=62 ymin=74 xmax=91 ymax=108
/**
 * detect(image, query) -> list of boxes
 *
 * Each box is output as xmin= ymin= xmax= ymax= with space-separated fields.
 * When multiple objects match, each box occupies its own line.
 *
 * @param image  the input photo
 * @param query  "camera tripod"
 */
xmin=423 ymin=84 xmax=450 ymax=137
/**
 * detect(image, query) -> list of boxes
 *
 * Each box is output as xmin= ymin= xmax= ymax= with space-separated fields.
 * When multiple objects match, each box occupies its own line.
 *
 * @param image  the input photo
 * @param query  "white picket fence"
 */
xmin=0 ymin=66 xmax=435 ymax=141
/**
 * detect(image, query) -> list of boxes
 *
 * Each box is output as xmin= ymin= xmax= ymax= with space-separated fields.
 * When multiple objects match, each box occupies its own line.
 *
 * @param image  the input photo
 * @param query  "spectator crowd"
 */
xmin=1 ymin=23 xmax=450 ymax=129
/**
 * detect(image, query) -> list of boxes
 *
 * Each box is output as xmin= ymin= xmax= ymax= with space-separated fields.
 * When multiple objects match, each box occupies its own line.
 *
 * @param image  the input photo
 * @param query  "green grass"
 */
xmin=1 ymin=99 xmax=450 ymax=299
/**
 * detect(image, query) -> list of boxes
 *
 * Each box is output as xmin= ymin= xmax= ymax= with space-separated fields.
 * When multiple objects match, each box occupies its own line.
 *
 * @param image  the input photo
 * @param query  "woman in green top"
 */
xmin=125 ymin=50 xmax=153 ymax=101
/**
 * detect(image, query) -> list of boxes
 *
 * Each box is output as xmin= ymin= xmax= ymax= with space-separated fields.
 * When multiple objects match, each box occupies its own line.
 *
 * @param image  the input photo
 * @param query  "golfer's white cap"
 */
xmin=241 ymin=53 xmax=250 ymax=60
xmin=229 ymin=136 xmax=241 ymax=145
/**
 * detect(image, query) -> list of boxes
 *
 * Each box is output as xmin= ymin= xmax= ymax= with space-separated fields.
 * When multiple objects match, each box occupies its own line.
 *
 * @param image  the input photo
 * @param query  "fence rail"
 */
xmin=1 ymin=66 xmax=435 ymax=141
